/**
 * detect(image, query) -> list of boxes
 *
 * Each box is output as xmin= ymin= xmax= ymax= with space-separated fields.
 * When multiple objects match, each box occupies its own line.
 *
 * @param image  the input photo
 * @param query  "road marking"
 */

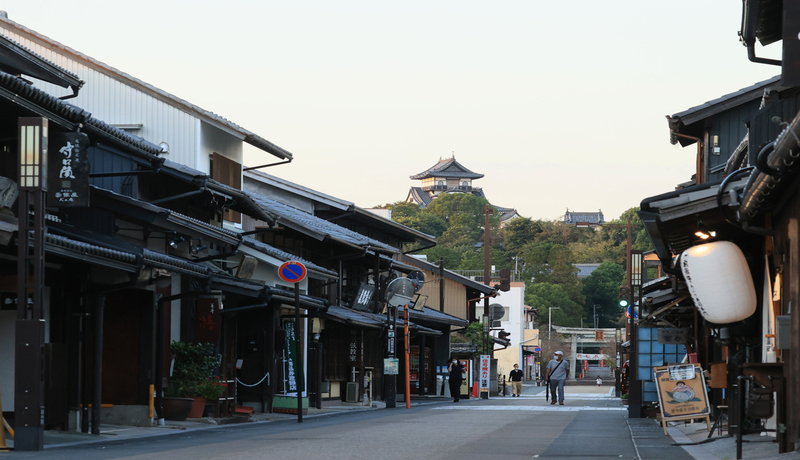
xmin=433 ymin=406 xmax=627 ymax=411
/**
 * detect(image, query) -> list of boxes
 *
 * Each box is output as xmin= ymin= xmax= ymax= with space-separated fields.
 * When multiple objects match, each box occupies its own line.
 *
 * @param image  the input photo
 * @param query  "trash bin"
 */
xmin=436 ymin=376 xmax=444 ymax=395
xmin=443 ymin=376 xmax=451 ymax=398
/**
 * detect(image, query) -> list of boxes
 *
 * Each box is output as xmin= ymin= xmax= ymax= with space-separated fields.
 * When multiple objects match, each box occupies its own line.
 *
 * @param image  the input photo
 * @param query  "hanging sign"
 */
xmin=278 ymin=261 xmax=307 ymax=284
xmin=193 ymin=295 xmax=222 ymax=346
xmin=48 ymin=132 xmax=90 ymax=207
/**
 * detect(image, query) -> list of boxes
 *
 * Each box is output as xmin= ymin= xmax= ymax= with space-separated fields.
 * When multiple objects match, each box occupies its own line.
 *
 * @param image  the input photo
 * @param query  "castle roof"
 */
xmin=410 ymin=156 xmax=484 ymax=180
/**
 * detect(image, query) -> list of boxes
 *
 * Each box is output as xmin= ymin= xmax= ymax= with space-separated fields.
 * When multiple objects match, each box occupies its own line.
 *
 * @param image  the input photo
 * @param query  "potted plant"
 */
xmin=166 ymin=342 xmax=220 ymax=418
xmin=621 ymin=393 xmax=629 ymax=406
xmin=195 ymin=375 xmax=228 ymax=417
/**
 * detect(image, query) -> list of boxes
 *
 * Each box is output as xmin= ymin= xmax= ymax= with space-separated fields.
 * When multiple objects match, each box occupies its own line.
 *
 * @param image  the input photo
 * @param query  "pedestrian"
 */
xmin=509 ymin=364 xmax=524 ymax=397
xmin=545 ymin=351 xmax=569 ymax=405
xmin=448 ymin=358 xmax=465 ymax=402
xmin=596 ymin=375 xmax=602 ymax=387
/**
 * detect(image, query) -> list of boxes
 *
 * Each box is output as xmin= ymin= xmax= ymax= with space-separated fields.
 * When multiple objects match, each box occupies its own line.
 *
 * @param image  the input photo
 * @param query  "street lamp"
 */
xmin=16 ymin=117 xmax=48 ymax=451
xmin=548 ymin=307 xmax=561 ymax=341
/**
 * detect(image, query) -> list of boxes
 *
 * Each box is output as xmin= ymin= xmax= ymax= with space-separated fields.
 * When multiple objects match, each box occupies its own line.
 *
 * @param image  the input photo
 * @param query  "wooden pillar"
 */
xmin=789 ymin=218 xmax=800 ymax=449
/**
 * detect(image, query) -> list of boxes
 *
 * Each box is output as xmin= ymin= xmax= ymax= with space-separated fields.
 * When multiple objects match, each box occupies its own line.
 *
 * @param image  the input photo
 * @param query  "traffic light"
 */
xmin=498 ymin=330 xmax=511 ymax=340
xmin=498 ymin=268 xmax=511 ymax=292
xmin=618 ymin=286 xmax=631 ymax=308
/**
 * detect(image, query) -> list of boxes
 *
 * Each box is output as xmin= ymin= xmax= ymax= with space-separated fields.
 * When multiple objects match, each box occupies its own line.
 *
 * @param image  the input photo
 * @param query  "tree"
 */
xmin=581 ymin=261 xmax=625 ymax=328
xmin=525 ymin=283 xmax=583 ymax=328
xmin=499 ymin=217 xmax=543 ymax=258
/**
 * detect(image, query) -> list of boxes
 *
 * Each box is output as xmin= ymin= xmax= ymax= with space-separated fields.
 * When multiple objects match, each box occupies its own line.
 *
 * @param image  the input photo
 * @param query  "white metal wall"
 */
xmin=0 ymin=25 xmax=254 ymax=170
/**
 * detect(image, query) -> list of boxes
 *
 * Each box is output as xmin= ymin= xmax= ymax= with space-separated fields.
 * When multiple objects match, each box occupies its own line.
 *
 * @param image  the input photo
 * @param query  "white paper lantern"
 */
xmin=680 ymin=241 xmax=756 ymax=324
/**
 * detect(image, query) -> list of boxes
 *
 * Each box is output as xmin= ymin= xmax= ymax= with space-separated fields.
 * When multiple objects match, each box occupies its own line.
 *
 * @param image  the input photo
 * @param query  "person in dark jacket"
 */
xmin=509 ymin=364 xmax=524 ymax=397
xmin=448 ymin=358 xmax=465 ymax=402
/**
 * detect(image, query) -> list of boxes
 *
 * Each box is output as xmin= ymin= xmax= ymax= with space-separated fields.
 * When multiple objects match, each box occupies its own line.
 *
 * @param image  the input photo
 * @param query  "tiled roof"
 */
xmin=0 ymin=70 xmax=164 ymax=160
xmin=574 ymin=263 xmax=601 ymax=279
xmin=269 ymin=287 xmax=329 ymax=311
xmin=142 ymin=248 xmax=209 ymax=276
xmin=249 ymin=193 xmax=398 ymax=253
xmin=324 ymin=305 xmax=385 ymax=328
xmin=46 ymin=233 xmax=138 ymax=267
xmin=563 ymin=210 xmax=605 ymax=225
xmin=242 ymin=237 xmax=338 ymax=278
xmin=0 ymin=32 xmax=82 ymax=91
xmin=408 ymin=307 xmax=469 ymax=327
xmin=0 ymin=15 xmax=293 ymax=160
xmin=407 ymin=187 xmax=433 ymax=207
xmin=410 ymin=157 xmax=484 ymax=180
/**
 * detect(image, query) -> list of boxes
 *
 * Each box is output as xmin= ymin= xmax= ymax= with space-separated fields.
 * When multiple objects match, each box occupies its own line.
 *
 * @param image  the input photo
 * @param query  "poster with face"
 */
xmin=654 ymin=364 xmax=710 ymax=419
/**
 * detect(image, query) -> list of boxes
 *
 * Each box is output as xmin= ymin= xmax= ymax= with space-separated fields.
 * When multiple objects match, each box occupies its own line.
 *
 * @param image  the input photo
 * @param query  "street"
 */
xmin=1 ymin=385 xmax=697 ymax=460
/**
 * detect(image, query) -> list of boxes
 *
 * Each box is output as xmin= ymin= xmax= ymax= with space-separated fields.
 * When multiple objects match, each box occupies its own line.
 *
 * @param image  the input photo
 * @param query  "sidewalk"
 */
xmin=667 ymin=420 xmax=800 ymax=460
xmin=3 ymin=397 xmax=451 ymax=450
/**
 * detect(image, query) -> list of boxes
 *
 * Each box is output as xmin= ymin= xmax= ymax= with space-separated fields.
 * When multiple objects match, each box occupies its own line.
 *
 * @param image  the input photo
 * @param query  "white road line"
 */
xmin=434 ymin=406 xmax=627 ymax=412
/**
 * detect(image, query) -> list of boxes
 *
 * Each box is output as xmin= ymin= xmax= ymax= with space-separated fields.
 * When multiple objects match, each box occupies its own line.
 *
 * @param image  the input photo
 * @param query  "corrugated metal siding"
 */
xmin=1 ymin=29 xmax=199 ymax=168
xmin=87 ymin=145 xmax=139 ymax=196
xmin=748 ymin=93 xmax=800 ymax=168
xmin=707 ymin=99 xmax=761 ymax=182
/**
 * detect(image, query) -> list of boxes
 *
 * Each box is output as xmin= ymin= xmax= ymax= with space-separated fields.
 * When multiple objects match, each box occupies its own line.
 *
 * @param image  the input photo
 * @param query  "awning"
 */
xmin=323 ymin=305 xmax=385 ymax=328
xmin=241 ymin=237 xmax=338 ymax=280
xmin=638 ymin=176 xmax=749 ymax=271
xmin=408 ymin=307 xmax=469 ymax=328
xmin=45 ymin=233 xmax=139 ymax=273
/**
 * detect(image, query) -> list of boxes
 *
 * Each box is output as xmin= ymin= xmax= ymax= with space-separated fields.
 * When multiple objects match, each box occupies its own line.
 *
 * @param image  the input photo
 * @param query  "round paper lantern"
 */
xmin=680 ymin=241 xmax=756 ymax=324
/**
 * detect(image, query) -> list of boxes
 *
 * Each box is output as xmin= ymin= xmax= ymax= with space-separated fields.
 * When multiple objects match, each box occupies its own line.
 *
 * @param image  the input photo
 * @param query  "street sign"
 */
xmin=533 ymin=347 xmax=541 ymax=353
xmin=278 ymin=261 xmax=307 ymax=284
xmin=479 ymin=355 xmax=490 ymax=391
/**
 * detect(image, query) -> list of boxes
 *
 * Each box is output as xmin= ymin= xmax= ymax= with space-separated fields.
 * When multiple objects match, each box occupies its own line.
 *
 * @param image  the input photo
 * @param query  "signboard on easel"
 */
xmin=653 ymin=363 xmax=711 ymax=435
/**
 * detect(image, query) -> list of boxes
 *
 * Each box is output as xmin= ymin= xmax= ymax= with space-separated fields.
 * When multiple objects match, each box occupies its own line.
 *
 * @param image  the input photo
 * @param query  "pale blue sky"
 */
xmin=4 ymin=1 xmax=780 ymax=220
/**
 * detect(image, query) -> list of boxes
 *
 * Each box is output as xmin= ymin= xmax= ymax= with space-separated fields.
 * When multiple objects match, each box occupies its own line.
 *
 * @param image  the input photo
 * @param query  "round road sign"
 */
xmin=534 ymin=347 xmax=541 ymax=353
xmin=278 ymin=261 xmax=307 ymax=284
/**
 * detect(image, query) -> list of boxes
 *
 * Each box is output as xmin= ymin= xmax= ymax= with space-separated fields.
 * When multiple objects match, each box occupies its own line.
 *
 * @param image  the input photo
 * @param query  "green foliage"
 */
xmin=166 ymin=342 xmax=220 ymax=398
xmin=581 ymin=261 xmax=626 ymax=328
xmin=463 ymin=321 xmax=491 ymax=355
xmin=525 ymin=283 xmax=584 ymax=327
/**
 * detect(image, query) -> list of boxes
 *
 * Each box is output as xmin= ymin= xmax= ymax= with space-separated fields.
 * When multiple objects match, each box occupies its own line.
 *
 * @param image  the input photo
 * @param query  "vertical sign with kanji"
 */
xmin=48 ymin=132 xmax=90 ymax=207
xmin=284 ymin=320 xmax=304 ymax=395
xmin=479 ymin=355 xmax=490 ymax=392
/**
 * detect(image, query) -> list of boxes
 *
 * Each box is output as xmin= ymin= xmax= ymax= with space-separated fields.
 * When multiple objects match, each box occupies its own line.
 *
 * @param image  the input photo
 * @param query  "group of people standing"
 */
xmin=446 ymin=351 xmax=570 ymax=403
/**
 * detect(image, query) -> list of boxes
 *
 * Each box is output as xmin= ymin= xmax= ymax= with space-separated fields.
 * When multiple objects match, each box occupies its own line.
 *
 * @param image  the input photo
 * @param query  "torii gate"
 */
xmin=551 ymin=326 xmax=619 ymax=381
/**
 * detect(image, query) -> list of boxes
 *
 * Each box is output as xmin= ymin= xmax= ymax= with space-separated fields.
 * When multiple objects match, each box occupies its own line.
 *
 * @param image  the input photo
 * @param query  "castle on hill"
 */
xmin=405 ymin=156 xmax=520 ymax=225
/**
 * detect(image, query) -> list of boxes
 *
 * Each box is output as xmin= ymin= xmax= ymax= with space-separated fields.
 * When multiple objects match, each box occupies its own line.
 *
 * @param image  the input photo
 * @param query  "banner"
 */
xmin=284 ymin=320 xmax=305 ymax=395
xmin=48 ymin=132 xmax=90 ymax=207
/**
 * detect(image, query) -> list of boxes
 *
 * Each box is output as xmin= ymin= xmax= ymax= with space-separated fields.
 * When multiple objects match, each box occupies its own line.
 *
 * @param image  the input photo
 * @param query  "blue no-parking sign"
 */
xmin=278 ymin=261 xmax=307 ymax=284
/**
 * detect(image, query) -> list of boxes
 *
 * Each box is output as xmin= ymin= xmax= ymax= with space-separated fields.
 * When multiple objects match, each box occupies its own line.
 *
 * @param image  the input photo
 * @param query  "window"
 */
xmin=210 ymin=152 xmax=241 ymax=223
xmin=637 ymin=327 xmax=687 ymax=402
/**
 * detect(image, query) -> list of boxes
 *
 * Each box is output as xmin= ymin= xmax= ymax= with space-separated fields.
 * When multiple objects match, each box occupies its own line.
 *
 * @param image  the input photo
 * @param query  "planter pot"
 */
xmin=162 ymin=397 xmax=194 ymax=421
xmin=188 ymin=397 xmax=207 ymax=418
xmin=621 ymin=399 xmax=629 ymax=406
xmin=203 ymin=402 xmax=216 ymax=418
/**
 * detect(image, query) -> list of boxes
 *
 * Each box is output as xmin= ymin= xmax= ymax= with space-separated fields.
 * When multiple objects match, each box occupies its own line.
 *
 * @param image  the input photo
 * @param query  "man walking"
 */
xmin=509 ymin=364 xmax=524 ymax=397
xmin=545 ymin=351 xmax=569 ymax=405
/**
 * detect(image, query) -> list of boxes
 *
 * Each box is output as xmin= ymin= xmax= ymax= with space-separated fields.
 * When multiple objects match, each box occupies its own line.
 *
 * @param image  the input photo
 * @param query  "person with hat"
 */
xmin=545 ymin=351 xmax=569 ymax=405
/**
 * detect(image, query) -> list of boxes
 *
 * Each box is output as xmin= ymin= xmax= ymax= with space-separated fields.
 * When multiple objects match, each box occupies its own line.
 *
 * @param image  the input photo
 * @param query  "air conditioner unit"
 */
xmin=345 ymin=382 xmax=359 ymax=403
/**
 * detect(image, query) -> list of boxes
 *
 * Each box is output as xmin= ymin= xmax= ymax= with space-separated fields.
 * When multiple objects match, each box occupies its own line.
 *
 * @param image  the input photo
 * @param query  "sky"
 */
xmin=3 ymin=1 xmax=782 ymax=221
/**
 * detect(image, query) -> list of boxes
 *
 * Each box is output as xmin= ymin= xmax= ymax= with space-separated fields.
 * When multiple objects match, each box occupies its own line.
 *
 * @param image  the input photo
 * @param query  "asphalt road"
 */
xmin=1 ymin=388 xmax=696 ymax=460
